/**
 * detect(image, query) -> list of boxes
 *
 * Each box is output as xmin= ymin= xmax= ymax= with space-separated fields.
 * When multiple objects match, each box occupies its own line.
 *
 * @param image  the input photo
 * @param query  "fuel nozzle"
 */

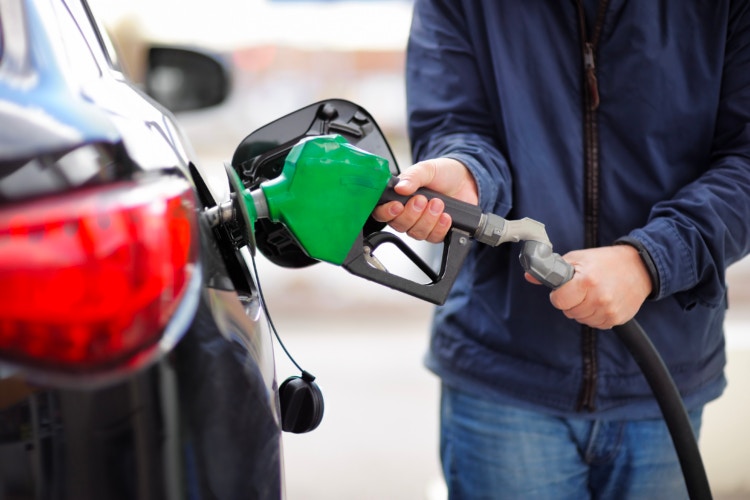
xmin=206 ymin=135 xmax=392 ymax=264
xmin=206 ymin=134 xmax=572 ymax=304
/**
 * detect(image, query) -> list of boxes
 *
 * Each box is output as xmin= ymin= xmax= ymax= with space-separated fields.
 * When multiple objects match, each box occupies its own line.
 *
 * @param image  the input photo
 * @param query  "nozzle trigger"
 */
xmin=342 ymin=229 xmax=471 ymax=305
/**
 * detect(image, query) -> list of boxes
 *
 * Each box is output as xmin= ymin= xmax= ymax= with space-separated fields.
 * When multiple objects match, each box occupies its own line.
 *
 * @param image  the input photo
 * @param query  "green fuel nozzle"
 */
xmin=245 ymin=135 xmax=392 ymax=265
xmin=259 ymin=135 xmax=391 ymax=264
xmin=207 ymin=134 xmax=572 ymax=304
xmin=209 ymin=135 xmax=392 ymax=264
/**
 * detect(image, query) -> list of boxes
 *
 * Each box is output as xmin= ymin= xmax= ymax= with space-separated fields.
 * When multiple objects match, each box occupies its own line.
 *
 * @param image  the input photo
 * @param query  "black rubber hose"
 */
xmin=613 ymin=319 xmax=712 ymax=500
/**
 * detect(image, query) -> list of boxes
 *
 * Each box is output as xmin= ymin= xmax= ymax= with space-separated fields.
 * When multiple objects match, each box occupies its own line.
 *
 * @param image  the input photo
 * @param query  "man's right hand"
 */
xmin=372 ymin=158 xmax=479 ymax=243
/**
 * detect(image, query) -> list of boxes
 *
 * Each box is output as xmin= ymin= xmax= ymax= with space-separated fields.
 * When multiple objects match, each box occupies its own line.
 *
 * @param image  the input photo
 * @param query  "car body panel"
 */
xmin=0 ymin=0 xmax=283 ymax=497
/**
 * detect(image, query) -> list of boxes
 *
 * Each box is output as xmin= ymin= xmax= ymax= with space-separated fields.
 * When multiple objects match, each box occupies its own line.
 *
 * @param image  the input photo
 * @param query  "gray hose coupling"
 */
xmin=519 ymin=240 xmax=574 ymax=289
xmin=475 ymin=214 xmax=553 ymax=247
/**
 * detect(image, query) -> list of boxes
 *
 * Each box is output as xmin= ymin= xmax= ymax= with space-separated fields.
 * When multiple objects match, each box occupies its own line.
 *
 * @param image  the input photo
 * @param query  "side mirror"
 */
xmin=145 ymin=47 xmax=230 ymax=113
xmin=230 ymin=99 xmax=401 ymax=268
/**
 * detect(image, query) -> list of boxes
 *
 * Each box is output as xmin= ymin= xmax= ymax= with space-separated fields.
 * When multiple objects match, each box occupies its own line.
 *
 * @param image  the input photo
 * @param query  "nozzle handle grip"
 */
xmin=379 ymin=177 xmax=483 ymax=235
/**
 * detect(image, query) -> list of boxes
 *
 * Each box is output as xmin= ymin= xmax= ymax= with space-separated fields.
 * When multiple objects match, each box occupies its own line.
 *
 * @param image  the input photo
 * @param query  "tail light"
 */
xmin=0 ymin=176 xmax=199 ymax=373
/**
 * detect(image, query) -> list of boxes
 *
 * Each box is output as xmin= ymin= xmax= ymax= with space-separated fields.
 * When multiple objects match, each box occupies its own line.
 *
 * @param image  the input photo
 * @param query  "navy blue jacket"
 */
xmin=408 ymin=0 xmax=750 ymax=417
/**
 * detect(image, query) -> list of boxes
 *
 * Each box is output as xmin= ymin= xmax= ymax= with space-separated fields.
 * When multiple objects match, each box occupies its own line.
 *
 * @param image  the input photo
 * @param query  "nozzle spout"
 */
xmin=251 ymin=189 xmax=269 ymax=219
xmin=202 ymin=200 xmax=235 ymax=228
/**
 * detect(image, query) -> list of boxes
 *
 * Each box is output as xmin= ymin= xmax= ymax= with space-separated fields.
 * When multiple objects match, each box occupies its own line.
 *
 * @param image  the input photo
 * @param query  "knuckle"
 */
xmin=427 ymin=227 xmax=448 ymax=244
xmin=562 ymin=309 xmax=577 ymax=320
xmin=372 ymin=208 xmax=389 ymax=223
xmin=408 ymin=229 xmax=428 ymax=241
xmin=390 ymin=220 xmax=411 ymax=233
xmin=407 ymin=221 xmax=432 ymax=241
xmin=603 ymin=304 xmax=619 ymax=319
xmin=581 ymin=274 xmax=599 ymax=289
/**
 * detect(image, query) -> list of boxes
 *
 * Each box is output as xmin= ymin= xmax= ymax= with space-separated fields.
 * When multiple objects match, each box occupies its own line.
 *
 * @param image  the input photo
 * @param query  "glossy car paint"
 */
xmin=0 ymin=0 xmax=283 ymax=498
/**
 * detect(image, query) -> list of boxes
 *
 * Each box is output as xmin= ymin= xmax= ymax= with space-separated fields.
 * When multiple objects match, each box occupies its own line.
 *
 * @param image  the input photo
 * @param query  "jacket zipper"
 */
xmin=575 ymin=0 xmax=609 ymax=412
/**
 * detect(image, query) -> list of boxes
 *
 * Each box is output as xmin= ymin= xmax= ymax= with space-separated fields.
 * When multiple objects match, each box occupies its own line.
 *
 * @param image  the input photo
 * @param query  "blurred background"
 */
xmin=90 ymin=0 xmax=750 ymax=498
xmin=91 ymin=0 xmax=414 ymax=168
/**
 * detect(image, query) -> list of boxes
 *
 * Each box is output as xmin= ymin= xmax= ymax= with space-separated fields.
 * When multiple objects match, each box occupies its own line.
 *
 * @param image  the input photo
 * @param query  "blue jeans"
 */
xmin=440 ymin=384 xmax=703 ymax=500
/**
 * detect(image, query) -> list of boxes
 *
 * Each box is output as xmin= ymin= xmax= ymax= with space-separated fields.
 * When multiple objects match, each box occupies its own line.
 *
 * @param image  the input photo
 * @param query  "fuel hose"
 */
xmin=613 ymin=320 xmax=712 ymax=500
xmin=520 ymin=241 xmax=712 ymax=499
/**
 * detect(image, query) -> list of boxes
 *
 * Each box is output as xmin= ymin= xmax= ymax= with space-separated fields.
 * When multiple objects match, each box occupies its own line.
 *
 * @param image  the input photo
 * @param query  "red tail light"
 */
xmin=0 ymin=176 xmax=199 ymax=372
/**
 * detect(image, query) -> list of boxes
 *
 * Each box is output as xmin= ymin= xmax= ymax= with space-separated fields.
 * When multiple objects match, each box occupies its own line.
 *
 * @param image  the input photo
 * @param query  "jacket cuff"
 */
xmin=614 ymin=236 xmax=660 ymax=300
xmin=446 ymin=152 xmax=506 ymax=214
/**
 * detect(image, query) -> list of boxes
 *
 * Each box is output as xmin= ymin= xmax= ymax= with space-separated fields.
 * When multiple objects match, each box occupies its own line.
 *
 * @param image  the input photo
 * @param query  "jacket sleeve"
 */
xmin=406 ymin=0 xmax=513 ymax=216
xmin=628 ymin=4 xmax=750 ymax=309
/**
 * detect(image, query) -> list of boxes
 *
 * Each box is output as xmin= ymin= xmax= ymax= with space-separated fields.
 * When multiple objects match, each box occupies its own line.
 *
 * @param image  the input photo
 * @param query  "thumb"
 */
xmin=393 ymin=160 xmax=439 ymax=195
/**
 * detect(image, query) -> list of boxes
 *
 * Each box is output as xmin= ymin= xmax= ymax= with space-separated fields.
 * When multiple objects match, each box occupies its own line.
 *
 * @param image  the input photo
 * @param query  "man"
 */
xmin=373 ymin=1 xmax=750 ymax=498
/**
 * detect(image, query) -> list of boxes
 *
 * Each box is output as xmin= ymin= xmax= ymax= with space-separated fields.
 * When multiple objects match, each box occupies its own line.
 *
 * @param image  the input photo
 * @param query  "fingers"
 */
xmin=523 ymin=272 xmax=541 ymax=285
xmin=371 ymin=161 xmax=435 ymax=224
xmin=372 ymin=195 xmax=451 ymax=243
xmin=395 ymin=196 xmax=452 ymax=243
xmin=543 ymin=247 xmax=650 ymax=330
xmin=550 ymin=278 xmax=623 ymax=330
xmin=372 ymin=200 xmax=404 ymax=223
xmin=525 ymin=259 xmax=616 ymax=328
xmin=372 ymin=158 xmax=475 ymax=243
xmin=553 ymin=287 xmax=616 ymax=329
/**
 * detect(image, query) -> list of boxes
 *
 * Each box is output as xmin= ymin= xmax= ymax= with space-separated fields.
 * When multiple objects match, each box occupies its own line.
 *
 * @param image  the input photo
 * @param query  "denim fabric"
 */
xmin=440 ymin=384 xmax=702 ymax=500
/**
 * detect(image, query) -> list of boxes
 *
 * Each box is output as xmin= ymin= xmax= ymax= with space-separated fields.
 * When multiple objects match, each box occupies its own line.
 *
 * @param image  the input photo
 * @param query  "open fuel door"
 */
xmin=230 ymin=99 xmax=401 ymax=268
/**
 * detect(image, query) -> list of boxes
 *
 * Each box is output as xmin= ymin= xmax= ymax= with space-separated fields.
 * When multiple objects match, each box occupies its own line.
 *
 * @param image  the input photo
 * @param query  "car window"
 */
xmin=51 ymin=0 xmax=102 ymax=80
xmin=81 ymin=0 xmax=123 ymax=72
xmin=0 ymin=0 xmax=28 ymax=74
xmin=0 ymin=9 xmax=3 ymax=62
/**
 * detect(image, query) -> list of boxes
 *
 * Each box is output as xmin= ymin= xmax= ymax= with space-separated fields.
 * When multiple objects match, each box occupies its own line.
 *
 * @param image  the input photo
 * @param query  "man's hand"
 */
xmin=372 ymin=158 xmax=479 ymax=243
xmin=526 ymin=245 xmax=652 ymax=329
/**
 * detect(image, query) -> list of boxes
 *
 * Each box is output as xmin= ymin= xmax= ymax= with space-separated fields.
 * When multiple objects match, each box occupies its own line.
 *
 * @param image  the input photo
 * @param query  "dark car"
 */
xmin=0 ymin=0 xmax=284 ymax=497
xmin=0 ymin=0 xmax=408 ymax=496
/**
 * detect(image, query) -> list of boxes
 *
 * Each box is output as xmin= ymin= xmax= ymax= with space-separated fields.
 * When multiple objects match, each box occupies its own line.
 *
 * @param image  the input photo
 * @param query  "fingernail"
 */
xmin=396 ymin=179 xmax=412 ymax=190
xmin=428 ymin=199 xmax=444 ymax=215
xmin=412 ymin=196 xmax=426 ymax=210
